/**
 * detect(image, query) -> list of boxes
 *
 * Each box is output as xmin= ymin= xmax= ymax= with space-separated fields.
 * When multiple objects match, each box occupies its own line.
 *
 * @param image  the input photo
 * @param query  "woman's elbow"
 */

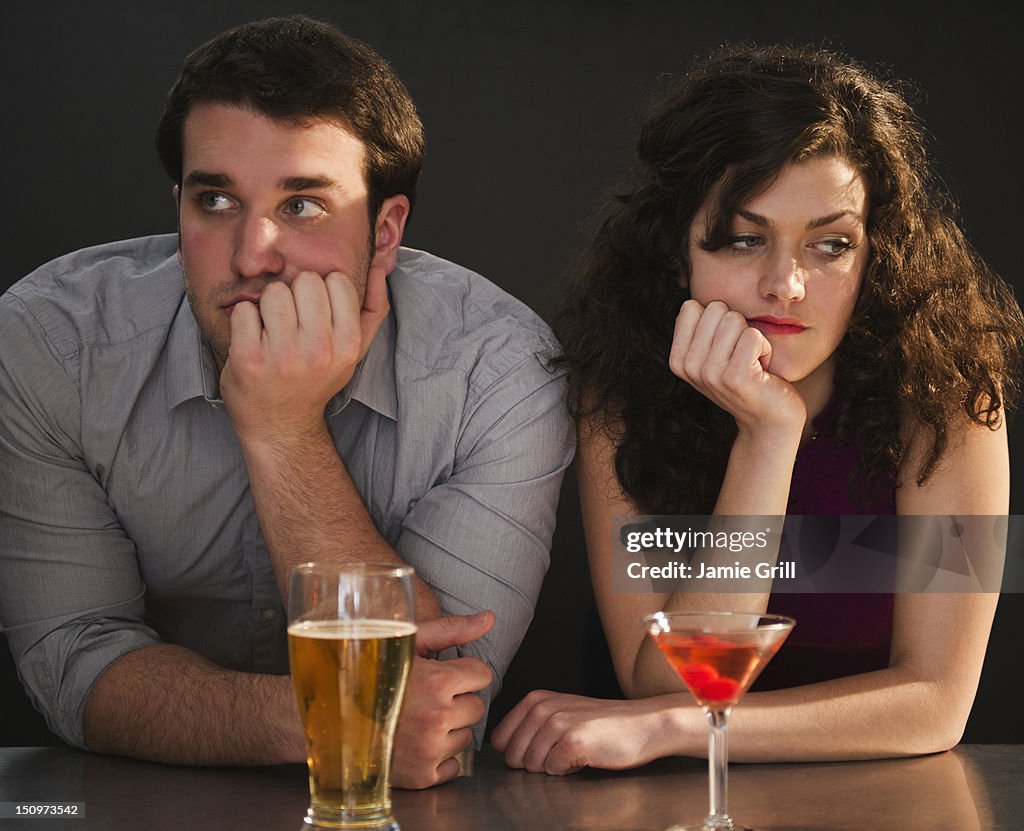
xmin=920 ymin=708 xmax=969 ymax=755
xmin=893 ymin=688 xmax=972 ymax=756
xmin=620 ymin=662 xmax=683 ymax=700
xmin=896 ymin=723 xmax=964 ymax=757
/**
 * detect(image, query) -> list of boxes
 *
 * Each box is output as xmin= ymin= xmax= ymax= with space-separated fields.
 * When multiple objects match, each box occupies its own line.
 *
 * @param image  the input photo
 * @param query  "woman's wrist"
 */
xmin=646 ymin=695 xmax=704 ymax=759
xmin=733 ymin=418 xmax=804 ymax=454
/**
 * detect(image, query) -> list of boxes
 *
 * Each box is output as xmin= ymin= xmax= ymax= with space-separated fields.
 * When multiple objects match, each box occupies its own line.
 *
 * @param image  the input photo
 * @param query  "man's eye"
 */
xmin=198 ymin=192 xmax=233 ymax=212
xmin=283 ymin=198 xmax=326 ymax=219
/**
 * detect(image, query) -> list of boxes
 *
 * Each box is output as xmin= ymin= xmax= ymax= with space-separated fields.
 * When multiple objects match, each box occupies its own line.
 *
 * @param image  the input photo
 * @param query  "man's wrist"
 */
xmin=268 ymin=673 xmax=307 ymax=764
xmin=232 ymin=415 xmax=334 ymax=460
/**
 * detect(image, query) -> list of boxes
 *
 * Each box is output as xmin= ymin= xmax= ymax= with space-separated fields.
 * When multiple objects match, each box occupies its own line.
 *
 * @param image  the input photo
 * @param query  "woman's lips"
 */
xmin=746 ymin=316 xmax=807 ymax=336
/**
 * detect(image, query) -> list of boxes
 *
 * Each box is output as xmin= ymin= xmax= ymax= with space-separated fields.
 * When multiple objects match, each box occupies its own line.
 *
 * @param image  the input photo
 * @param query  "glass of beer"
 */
xmin=288 ymin=563 xmax=417 ymax=830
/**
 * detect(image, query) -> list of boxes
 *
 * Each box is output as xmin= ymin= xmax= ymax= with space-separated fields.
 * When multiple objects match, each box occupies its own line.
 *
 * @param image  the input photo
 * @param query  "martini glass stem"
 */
xmin=705 ymin=708 xmax=733 ymax=830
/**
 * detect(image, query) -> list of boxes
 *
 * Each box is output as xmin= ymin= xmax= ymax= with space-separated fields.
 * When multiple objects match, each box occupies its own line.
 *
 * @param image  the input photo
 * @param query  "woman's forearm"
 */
xmin=658 ymin=665 xmax=971 ymax=761
xmin=623 ymin=427 xmax=801 ymax=697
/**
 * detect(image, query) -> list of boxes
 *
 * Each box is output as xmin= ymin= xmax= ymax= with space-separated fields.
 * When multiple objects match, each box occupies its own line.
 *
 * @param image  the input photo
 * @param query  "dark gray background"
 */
xmin=2 ymin=1 xmax=1021 ymax=744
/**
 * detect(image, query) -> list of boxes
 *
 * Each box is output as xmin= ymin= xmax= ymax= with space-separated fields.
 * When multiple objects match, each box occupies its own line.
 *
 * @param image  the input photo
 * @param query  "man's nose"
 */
xmin=231 ymin=213 xmax=285 ymax=280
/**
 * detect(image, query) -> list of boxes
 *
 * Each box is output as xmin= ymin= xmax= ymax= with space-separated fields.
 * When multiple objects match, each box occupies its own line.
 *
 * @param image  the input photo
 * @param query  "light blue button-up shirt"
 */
xmin=0 ymin=235 xmax=574 ymax=747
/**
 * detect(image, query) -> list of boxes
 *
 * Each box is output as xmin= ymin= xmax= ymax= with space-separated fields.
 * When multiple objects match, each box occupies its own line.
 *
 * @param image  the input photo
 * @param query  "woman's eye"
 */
xmin=284 ymin=198 xmax=326 ymax=219
xmin=199 ymin=192 xmax=233 ymax=212
xmin=727 ymin=235 xmax=764 ymax=252
xmin=814 ymin=238 xmax=856 ymax=257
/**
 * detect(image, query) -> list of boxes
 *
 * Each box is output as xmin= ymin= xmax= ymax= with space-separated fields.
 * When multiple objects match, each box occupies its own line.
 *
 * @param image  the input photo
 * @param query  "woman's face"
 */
xmin=685 ymin=155 xmax=869 ymax=398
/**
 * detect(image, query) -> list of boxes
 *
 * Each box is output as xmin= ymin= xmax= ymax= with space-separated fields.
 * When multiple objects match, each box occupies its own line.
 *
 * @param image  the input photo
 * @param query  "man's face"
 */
xmin=177 ymin=103 xmax=375 ymax=368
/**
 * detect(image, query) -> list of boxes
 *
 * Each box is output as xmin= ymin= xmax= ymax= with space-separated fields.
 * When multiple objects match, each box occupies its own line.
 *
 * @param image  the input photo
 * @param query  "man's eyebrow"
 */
xmin=182 ymin=170 xmax=232 ymax=189
xmin=181 ymin=173 xmax=341 ymax=192
xmin=280 ymin=175 xmax=338 ymax=192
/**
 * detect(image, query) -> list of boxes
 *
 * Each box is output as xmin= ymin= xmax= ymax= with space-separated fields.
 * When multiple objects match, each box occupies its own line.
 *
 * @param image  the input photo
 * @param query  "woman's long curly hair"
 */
xmin=554 ymin=44 xmax=1024 ymax=515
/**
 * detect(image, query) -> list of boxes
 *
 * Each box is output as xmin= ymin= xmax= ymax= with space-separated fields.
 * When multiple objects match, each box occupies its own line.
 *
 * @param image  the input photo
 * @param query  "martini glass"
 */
xmin=644 ymin=611 xmax=795 ymax=831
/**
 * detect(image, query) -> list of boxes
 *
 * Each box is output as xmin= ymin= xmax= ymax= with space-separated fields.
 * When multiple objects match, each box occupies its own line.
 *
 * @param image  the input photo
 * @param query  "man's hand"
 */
xmin=392 ymin=611 xmax=495 ymax=789
xmin=220 ymin=265 xmax=390 ymax=442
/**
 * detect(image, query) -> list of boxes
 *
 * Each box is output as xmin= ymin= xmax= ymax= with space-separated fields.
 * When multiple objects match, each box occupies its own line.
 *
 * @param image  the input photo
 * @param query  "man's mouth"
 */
xmin=222 ymin=294 xmax=261 ymax=314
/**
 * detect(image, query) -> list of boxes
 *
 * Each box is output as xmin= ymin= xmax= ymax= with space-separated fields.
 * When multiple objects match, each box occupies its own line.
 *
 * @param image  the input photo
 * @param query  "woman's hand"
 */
xmin=669 ymin=299 xmax=806 ymax=438
xmin=491 ymin=691 xmax=692 ymax=775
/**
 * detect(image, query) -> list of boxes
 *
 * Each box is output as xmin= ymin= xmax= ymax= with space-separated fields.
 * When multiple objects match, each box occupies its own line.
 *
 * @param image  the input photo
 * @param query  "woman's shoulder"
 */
xmin=895 ymin=406 xmax=1009 ymax=514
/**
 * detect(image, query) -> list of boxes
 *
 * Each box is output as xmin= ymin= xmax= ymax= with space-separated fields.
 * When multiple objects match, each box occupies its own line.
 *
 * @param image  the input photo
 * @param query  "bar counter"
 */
xmin=1 ymin=744 xmax=1020 ymax=829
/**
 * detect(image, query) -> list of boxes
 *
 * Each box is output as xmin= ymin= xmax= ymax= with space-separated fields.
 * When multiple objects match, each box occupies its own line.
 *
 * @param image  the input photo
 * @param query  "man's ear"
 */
xmin=172 ymin=185 xmax=183 ymax=258
xmin=371 ymin=195 xmax=410 ymax=274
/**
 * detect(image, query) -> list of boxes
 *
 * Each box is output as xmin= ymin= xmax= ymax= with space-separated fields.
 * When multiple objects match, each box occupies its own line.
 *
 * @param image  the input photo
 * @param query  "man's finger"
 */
xmin=227 ymin=300 xmax=263 ymax=357
xmin=357 ymin=263 xmax=390 ymax=352
xmin=431 ymin=755 xmax=463 ymax=787
xmin=362 ymin=263 xmax=390 ymax=320
xmin=291 ymin=271 xmax=332 ymax=337
xmin=415 ymin=610 xmax=494 ymax=656
xmin=257 ymin=281 xmax=298 ymax=345
xmin=323 ymin=271 xmax=361 ymax=332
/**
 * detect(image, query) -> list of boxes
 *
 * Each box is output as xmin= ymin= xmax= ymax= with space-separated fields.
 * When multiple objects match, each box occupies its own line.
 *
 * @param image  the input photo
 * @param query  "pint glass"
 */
xmin=288 ymin=563 xmax=416 ymax=830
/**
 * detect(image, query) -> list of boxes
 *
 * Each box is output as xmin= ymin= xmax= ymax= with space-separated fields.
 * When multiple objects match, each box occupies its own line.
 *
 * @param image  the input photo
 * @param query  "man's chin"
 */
xmin=194 ymin=319 xmax=229 ymax=372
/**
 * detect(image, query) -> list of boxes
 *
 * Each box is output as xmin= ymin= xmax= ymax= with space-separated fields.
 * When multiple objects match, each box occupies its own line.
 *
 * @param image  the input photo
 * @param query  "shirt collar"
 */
xmin=164 ymin=286 xmax=398 ymax=422
xmin=165 ymin=294 xmax=218 ymax=409
xmin=330 ymin=302 xmax=397 ymax=421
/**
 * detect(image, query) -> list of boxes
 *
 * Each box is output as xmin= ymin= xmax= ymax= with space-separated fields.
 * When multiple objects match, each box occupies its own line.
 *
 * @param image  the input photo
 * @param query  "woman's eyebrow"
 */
xmin=736 ymin=209 xmax=862 ymax=229
xmin=806 ymin=210 xmax=862 ymax=229
xmin=737 ymin=209 xmax=770 ymax=227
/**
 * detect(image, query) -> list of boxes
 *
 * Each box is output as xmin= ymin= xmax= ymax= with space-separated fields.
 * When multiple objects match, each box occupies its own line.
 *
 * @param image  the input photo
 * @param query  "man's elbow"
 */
xmin=81 ymin=675 xmax=127 ymax=756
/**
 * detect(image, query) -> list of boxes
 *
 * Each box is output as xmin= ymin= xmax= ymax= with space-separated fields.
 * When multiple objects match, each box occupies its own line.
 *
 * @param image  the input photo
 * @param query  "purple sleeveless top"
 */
xmin=755 ymin=396 xmax=896 ymax=691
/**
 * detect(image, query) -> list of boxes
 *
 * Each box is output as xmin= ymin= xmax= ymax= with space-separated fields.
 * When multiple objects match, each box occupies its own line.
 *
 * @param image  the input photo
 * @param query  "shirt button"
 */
xmin=262 ymin=609 xmax=277 ymax=620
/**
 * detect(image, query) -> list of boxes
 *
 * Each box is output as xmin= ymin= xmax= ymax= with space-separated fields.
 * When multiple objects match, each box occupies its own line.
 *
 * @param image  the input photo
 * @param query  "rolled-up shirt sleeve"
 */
xmin=394 ymin=350 xmax=574 ymax=731
xmin=0 ymin=293 xmax=159 ymax=748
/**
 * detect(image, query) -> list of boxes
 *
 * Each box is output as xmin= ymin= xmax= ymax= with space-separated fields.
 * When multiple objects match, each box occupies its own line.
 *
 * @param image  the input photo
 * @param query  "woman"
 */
xmin=492 ymin=44 xmax=1024 ymax=773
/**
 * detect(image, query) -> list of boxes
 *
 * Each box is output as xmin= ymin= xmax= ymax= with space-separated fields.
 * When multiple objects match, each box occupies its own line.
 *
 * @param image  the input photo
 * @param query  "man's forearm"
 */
xmin=236 ymin=422 xmax=442 ymax=618
xmin=83 ymin=644 xmax=304 ymax=765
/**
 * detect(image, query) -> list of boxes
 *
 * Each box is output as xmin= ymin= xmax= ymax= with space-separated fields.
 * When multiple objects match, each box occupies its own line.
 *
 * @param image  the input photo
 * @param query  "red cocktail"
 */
xmin=645 ymin=612 xmax=795 ymax=831
xmin=654 ymin=631 xmax=787 ymax=708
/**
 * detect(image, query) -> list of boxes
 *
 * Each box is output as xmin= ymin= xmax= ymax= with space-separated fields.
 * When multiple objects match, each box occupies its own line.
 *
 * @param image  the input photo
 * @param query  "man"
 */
xmin=0 ymin=16 xmax=572 ymax=789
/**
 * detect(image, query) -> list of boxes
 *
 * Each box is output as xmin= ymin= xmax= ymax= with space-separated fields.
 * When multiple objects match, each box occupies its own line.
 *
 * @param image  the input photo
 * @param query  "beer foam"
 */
xmin=288 ymin=619 xmax=417 ymax=639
